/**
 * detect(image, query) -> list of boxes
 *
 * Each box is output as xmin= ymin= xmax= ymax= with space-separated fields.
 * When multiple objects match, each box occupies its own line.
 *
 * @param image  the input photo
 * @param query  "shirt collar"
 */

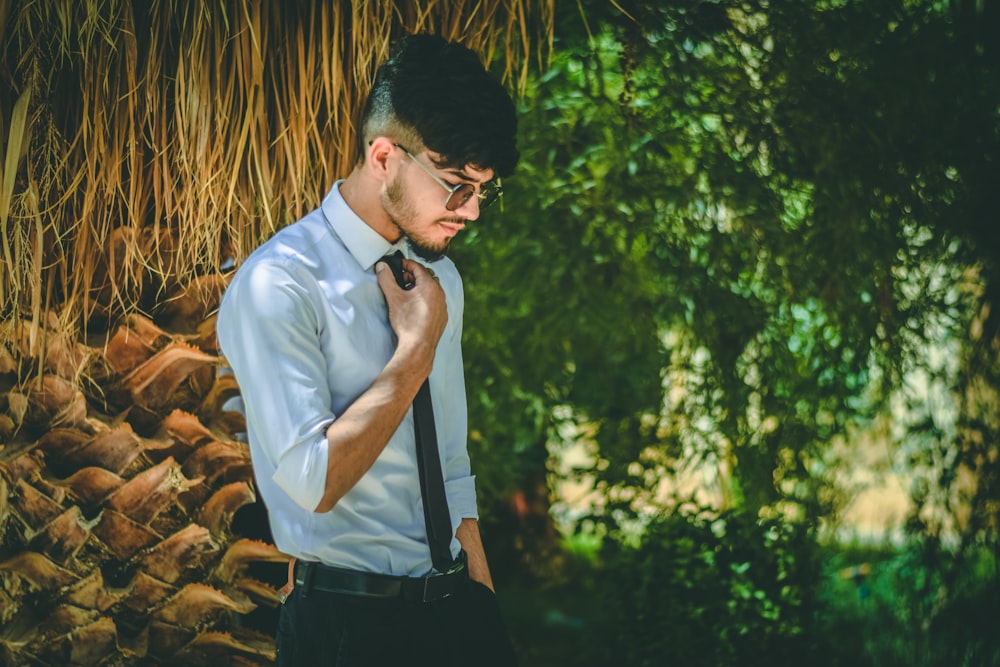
xmin=320 ymin=180 xmax=406 ymax=271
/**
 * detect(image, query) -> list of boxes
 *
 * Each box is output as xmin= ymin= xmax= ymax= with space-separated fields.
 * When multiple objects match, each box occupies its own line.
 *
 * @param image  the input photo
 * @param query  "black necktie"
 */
xmin=380 ymin=251 xmax=456 ymax=573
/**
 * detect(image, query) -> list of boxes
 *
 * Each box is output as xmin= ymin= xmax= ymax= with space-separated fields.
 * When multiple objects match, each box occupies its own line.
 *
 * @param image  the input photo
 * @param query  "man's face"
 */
xmin=381 ymin=148 xmax=495 ymax=262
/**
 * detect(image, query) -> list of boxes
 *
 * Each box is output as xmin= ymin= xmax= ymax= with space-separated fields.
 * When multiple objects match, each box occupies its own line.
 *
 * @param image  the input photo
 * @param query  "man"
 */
xmin=216 ymin=34 xmax=519 ymax=666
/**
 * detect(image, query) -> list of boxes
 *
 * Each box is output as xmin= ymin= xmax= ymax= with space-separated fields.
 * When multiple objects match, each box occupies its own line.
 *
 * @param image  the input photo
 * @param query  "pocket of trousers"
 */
xmin=451 ymin=579 xmax=518 ymax=666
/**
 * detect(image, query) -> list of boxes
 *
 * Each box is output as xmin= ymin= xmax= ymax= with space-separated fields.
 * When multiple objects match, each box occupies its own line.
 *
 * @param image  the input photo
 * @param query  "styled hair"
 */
xmin=359 ymin=34 xmax=519 ymax=177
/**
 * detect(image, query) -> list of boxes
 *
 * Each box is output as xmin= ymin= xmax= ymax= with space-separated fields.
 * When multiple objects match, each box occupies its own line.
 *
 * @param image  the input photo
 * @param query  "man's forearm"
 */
xmin=456 ymin=517 xmax=495 ymax=591
xmin=313 ymin=343 xmax=433 ymax=513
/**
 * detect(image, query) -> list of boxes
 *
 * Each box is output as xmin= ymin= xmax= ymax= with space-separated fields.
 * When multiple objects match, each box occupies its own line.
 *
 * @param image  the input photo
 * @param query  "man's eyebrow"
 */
xmin=442 ymin=165 xmax=496 ymax=185
xmin=442 ymin=166 xmax=474 ymax=181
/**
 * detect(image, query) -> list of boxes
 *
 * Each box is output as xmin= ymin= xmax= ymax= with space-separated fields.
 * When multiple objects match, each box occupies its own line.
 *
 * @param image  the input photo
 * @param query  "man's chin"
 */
xmin=406 ymin=237 xmax=449 ymax=263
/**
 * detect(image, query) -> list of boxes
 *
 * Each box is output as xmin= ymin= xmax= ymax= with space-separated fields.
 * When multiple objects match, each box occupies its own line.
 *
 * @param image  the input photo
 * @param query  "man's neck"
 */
xmin=338 ymin=170 xmax=400 ymax=244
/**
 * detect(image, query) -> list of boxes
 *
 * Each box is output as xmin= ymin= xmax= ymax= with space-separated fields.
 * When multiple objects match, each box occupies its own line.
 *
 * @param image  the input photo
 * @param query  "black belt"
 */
xmin=294 ymin=556 xmax=468 ymax=603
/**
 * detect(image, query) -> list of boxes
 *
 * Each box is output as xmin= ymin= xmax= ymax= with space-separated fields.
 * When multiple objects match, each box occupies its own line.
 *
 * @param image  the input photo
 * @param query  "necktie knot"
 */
xmin=379 ymin=251 xmax=412 ymax=289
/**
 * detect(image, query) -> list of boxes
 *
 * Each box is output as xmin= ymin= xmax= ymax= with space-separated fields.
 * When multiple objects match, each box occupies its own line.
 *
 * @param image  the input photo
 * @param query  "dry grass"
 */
xmin=0 ymin=0 xmax=553 ymax=359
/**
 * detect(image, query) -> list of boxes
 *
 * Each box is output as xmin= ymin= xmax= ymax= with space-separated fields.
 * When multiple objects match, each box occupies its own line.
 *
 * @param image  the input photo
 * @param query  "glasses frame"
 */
xmin=392 ymin=143 xmax=502 ymax=212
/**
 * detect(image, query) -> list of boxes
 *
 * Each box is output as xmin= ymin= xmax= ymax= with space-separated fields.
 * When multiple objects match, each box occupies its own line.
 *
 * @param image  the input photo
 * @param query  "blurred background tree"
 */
xmin=453 ymin=0 xmax=1000 ymax=664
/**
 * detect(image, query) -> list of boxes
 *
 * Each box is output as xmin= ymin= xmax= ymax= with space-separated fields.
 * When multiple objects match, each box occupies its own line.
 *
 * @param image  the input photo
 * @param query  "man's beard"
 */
xmin=405 ymin=236 xmax=449 ymax=263
xmin=383 ymin=178 xmax=451 ymax=263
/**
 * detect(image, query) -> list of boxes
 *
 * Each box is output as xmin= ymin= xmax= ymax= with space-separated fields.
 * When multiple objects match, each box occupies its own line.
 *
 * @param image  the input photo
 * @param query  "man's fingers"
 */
xmin=376 ymin=258 xmax=416 ymax=291
xmin=376 ymin=258 xmax=440 ymax=296
xmin=375 ymin=260 xmax=399 ymax=292
xmin=404 ymin=260 xmax=439 ymax=284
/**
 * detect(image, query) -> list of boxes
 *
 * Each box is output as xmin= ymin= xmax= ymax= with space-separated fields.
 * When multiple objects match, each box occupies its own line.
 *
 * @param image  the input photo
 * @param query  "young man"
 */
xmin=216 ymin=34 xmax=519 ymax=665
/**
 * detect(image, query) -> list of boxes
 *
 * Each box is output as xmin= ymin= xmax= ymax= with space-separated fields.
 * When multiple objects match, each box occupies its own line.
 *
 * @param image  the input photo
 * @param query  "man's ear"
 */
xmin=366 ymin=137 xmax=396 ymax=183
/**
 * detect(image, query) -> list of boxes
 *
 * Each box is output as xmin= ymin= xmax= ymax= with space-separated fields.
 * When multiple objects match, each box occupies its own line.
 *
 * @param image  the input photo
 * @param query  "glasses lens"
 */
xmin=481 ymin=185 xmax=501 ymax=209
xmin=445 ymin=184 xmax=475 ymax=211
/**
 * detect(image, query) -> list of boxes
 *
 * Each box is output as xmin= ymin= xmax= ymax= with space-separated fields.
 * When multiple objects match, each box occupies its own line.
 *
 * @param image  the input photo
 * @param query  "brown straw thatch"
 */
xmin=0 ymin=0 xmax=553 ymax=359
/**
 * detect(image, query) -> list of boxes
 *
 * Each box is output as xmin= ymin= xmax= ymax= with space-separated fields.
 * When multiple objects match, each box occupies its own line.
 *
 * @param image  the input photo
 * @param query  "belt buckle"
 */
xmin=421 ymin=561 xmax=465 ymax=602
xmin=422 ymin=572 xmax=449 ymax=602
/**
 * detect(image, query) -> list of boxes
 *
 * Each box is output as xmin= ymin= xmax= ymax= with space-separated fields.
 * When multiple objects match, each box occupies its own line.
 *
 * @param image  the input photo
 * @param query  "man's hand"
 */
xmin=457 ymin=518 xmax=495 ymax=592
xmin=376 ymin=258 xmax=448 ymax=364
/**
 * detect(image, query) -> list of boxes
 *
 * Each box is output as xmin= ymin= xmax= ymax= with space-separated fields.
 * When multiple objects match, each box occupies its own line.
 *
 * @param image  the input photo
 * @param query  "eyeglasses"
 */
xmin=393 ymin=143 xmax=502 ymax=212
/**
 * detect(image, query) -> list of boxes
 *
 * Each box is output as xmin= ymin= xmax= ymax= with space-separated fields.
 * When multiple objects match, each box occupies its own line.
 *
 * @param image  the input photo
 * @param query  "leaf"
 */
xmin=0 ymin=87 xmax=31 ymax=303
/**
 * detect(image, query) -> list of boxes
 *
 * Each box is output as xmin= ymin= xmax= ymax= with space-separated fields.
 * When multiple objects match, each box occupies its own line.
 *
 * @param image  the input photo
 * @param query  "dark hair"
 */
xmin=359 ymin=34 xmax=519 ymax=177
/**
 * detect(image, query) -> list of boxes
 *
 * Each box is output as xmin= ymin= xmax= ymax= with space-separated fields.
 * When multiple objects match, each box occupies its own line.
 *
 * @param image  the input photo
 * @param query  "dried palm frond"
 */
xmin=0 ymin=0 xmax=553 ymax=354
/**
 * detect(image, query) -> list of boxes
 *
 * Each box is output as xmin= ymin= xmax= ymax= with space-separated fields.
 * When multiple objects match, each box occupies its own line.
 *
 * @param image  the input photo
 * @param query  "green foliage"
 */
xmin=457 ymin=6 xmax=1000 ymax=661
xmin=597 ymin=510 xmax=821 ymax=666
xmin=504 ymin=532 xmax=999 ymax=666
xmin=815 ymin=541 xmax=1000 ymax=667
xmin=455 ymin=0 xmax=1000 ymax=562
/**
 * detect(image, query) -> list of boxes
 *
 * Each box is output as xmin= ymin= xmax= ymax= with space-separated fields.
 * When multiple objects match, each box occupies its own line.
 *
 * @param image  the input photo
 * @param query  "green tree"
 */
xmin=457 ymin=3 xmax=1000 ymax=663
xmin=457 ymin=0 xmax=1000 ymax=579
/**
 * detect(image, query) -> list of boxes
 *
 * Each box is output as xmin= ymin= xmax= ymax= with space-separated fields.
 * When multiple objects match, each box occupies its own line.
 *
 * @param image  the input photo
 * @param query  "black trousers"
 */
xmin=276 ymin=577 xmax=518 ymax=666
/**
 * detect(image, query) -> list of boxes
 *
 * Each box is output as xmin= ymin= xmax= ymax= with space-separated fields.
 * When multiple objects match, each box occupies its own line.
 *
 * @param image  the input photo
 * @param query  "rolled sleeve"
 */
xmin=271 ymin=431 xmax=329 ymax=512
xmin=217 ymin=259 xmax=334 ymax=512
xmin=446 ymin=475 xmax=479 ymax=520
xmin=435 ymin=268 xmax=478 ymax=521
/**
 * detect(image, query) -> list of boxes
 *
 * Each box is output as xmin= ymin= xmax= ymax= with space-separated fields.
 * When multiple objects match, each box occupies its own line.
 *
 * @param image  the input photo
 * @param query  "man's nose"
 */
xmin=453 ymin=194 xmax=480 ymax=221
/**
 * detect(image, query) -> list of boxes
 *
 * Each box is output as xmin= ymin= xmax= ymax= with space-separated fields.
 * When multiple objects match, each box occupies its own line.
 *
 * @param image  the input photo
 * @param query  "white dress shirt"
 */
xmin=216 ymin=181 xmax=476 ymax=577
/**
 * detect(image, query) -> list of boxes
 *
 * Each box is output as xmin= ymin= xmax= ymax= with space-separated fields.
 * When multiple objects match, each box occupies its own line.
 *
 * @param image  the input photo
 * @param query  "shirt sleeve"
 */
xmin=217 ymin=259 xmax=332 ymax=512
xmin=436 ymin=268 xmax=479 ymax=521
